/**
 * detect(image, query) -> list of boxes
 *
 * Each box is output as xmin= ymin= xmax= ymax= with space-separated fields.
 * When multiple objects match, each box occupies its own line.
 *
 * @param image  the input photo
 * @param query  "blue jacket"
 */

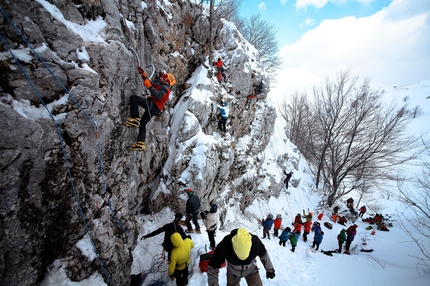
xmin=279 ymin=230 xmax=292 ymax=241
xmin=314 ymin=231 xmax=323 ymax=244
xmin=261 ymin=218 xmax=274 ymax=230
xmin=217 ymin=103 xmax=229 ymax=118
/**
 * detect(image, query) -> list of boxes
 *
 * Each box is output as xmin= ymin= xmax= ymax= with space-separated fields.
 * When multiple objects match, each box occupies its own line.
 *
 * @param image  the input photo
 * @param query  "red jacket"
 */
xmin=215 ymin=59 xmax=223 ymax=68
xmin=293 ymin=223 xmax=302 ymax=233
xmin=148 ymin=81 xmax=170 ymax=112
xmin=273 ymin=218 xmax=282 ymax=229
xmin=303 ymin=221 xmax=312 ymax=233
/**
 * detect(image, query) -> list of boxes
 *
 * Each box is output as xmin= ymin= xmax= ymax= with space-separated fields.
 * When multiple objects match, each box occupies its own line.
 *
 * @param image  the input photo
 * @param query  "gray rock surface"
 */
xmin=0 ymin=0 xmax=296 ymax=285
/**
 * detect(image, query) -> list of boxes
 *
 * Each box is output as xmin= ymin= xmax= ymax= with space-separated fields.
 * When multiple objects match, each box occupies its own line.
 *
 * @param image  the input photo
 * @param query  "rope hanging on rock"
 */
xmin=0 ymin=7 xmax=162 ymax=285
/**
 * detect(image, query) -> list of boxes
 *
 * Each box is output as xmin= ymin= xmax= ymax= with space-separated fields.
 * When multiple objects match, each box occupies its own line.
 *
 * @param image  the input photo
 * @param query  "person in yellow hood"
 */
xmin=207 ymin=228 xmax=275 ymax=286
xmin=168 ymin=232 xmax=194 ymax=286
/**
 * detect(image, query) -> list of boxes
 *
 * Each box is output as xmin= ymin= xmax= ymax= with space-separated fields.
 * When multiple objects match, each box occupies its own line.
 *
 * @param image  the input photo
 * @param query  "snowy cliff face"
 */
xmin=0 ymin=0 xmax=294 ymax=285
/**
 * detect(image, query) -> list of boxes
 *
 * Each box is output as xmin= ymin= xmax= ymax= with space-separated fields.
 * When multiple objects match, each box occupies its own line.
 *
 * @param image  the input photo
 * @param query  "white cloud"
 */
xmin=280 ymin=0 xmax=288 ymax=5
xmin=258 ymin=2 xmax=267 ymax=11
xmin=300 ymin=18 xmax=316 ymax=26
xmin=272 ymin=0 xmax=430 ymax=98
xmin=296 ymin=0 xmax=329 ymax=9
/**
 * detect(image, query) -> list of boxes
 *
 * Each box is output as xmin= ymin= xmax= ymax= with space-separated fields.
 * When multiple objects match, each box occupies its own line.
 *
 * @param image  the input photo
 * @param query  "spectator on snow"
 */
xmin=333 ymin=205 xmax=340 ymax=215
xmin=261 ymin=214 xmax=274 ymax=239
xmin=168 ymin=233 xmax=194 ymax=286
xmin=279 ymin=227 xmax=293 ymax=247
xmin=216 ymin=100 xmax=229 ymax=135
xmin=124 ymin=68 xmax=175 ymax=151
xmin=185 ymin=188 xmax=201 ymax=233
xmin=338 ymin=216 xmax=347 ymax=226
xmin=273 ymin=214 xmax=282 ymax=237
xmin=303 ymin=210 xmax=313 ymax=223
xmin=345 ymin=224 xmax=358 ymax=254
xmin=303 ymin=220 xmax=313 ymax=243
xmin=346 ymin=197 xmax=354 ymax=208
xmin=359 ymin=205 xmax=366 ymax=218
xmin=141 ymin=213 xmax=187 ymax=260
xmin=337 ymin=228 xmax=347 ymax=253
xmin=208 ymin=228 xmax=275 ymax=285
xmin=312 ymin=230 xmax=324 ymax=251
xmin=293 ymin=213 xmax=302 ymax=227
xmin=202 ymin=204 xmax=219 ymax=250
xmin=283 ymin=171 xmax=293 ymax=189
xmin=293 ymin=220 xmax=303 ymax=242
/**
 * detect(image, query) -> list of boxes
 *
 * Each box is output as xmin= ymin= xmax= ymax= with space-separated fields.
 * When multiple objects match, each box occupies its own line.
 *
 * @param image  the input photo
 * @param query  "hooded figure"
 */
xmin=345 ymin=224 xmax=358 ymax=254
xmin=185 ymin=188 xmax=201 ymax=233
xmin=168 ymin=233 xmax=194 ymax=286
xmin=208 ymin=228 xmax=275 ymax=286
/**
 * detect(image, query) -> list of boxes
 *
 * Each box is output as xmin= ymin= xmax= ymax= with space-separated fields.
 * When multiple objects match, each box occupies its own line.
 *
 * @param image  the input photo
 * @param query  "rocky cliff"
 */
xmin=0 ymin=0 xmax=295 ymax=285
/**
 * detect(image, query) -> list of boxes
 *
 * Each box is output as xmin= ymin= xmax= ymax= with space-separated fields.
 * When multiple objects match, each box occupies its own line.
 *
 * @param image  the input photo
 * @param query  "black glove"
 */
xmin=266 ymin=270 xmax=275 ymax=279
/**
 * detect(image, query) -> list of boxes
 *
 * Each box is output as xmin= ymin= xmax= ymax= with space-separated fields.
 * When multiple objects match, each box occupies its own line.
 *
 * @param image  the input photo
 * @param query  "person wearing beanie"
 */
xmin=141 ymin=212 xmax=187 ymax=260
xmin=208 ymin=228 xmax=275 ymax=285
xmin=185 ymin=188 xmax=201 ymax=233
xmin=202 ymin=203 xmax=219 ymax=250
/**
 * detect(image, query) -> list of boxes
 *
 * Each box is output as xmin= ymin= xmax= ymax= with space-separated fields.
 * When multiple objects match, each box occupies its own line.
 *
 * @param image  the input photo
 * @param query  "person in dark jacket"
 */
xmin=283 ymin=171 xmax=293 ymax=189
xmin=124 ymin=68 xmax=175 ymax=151
xmin=312 ymin=230 xmax=324 ymax=251
xmin=185 ymin=188 xmax=201 ymax=233
xmin=279 ymin=227 xmax=293 ymax=247
xmin=359 ymin=205 xmax=366 ymax=218
xmin=261 ymin=213 xmax=274 ymax=239
xmin=141 ymin=213 xmax=187 ymax=260
xmin=345 ymin=224 xmax=358 ymax=254
xmin=208 ymin=228 xmax=275 ymax=286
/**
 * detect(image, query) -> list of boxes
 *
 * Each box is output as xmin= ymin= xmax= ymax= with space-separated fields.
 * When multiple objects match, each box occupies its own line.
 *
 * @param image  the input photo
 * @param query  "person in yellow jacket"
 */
xmin=168 ymin=232 xmax=194 ymax=286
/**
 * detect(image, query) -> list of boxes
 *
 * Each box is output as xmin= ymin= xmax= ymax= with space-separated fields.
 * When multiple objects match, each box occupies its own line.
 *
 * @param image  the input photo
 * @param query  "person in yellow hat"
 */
xmin=207 ymin=228 xmax=275 ymax=285
xmin=124 ymin=68 xmax=175 ymax=151
xmin=168 ymin=232 xmax=194 ymax=285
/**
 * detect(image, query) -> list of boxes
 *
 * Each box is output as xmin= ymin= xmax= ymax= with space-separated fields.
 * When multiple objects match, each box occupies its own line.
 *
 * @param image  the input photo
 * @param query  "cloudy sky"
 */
xmin=239 ymin=0 xmax=430 ymax=99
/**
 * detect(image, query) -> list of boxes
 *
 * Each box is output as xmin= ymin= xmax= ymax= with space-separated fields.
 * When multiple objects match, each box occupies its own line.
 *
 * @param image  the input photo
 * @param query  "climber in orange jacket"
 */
xmin=124 ymin=67 xmax=175 ymax=151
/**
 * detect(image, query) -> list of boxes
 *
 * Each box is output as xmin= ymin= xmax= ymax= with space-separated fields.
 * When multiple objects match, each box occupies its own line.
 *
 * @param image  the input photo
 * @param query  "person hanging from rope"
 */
xmin=213 ymin=57 xmax=227 ymax=83
xmin=123 ymin=67 xmax=175 ymax=151
xmin=140 ymin=213 xmax=187 ymax=260
xmin=217 ymin=99 xmax=229 ymax=135
xmin=283 ymin=171 xmax=293 ymax=189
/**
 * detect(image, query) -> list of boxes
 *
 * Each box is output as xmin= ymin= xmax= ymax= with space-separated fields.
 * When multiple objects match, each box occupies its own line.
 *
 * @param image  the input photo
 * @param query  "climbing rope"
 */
xmin=0 ymin=8 xmax=161 ymax=285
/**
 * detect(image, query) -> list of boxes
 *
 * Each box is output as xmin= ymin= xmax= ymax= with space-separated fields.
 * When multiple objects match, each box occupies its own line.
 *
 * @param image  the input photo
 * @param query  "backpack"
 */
xmin=199 ymin=250 xmax=226 ymax=273
xmin=324 ymin=222 xmax=333 ymax=229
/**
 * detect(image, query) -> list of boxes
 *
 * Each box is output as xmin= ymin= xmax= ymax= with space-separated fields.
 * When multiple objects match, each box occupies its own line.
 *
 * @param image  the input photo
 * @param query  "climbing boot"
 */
xmin=131 ymin=141 xmax=146 ymax=151
xmin=196 ymin=229 xmax=202 ymax=234
xmin=123 ymin=117 xmax=140 ymax=127
xmin=185 ymin=229 xmax=194 ymax=233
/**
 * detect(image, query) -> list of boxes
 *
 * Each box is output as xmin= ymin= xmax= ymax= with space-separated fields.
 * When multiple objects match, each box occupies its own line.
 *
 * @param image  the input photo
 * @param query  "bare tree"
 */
xmin=283 ymin=70 xmax=420 ymax=206
xmin=279 ymin=91 xmax=310 ymax=156
xmin=238 ymin=14 xmax=282 ymax=79
xmin=397 ymin=137 xmax=430 ymax=274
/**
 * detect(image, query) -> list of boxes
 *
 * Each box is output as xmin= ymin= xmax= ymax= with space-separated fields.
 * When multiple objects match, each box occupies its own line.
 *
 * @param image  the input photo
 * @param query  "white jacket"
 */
xmin=204 ymin=211 xmax=218 ymax=231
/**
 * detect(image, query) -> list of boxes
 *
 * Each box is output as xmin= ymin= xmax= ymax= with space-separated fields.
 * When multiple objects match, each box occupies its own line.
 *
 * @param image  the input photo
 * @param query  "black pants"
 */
xmin=274 ymin=228 xmax=279 ymax=237
xmin=207 ymin=230 xmax=216 ymax=249
xmin=338 ymin=240 xmax=344 ymax=252
xmin=303 ymin=231 xmax=309 ymax=242
xmin=218 ymin=117 xmax=227 ymax=132
xmin=345 ymin=240 xmax=352 ymax=251
xmin=279 ymin=240 xmax=286 ymax=247
xmin=312 ymin=241 xmax=320 ymax=250
xmin=130 ymin=95 xmax=160 ymax=142
xmin=173 ymin=267 xmax=189 ymax=286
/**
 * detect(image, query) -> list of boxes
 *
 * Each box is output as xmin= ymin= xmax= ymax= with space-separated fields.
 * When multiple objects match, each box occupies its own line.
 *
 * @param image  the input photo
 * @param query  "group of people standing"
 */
xmin=141 ymin=188 xmax=276 ymax=286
